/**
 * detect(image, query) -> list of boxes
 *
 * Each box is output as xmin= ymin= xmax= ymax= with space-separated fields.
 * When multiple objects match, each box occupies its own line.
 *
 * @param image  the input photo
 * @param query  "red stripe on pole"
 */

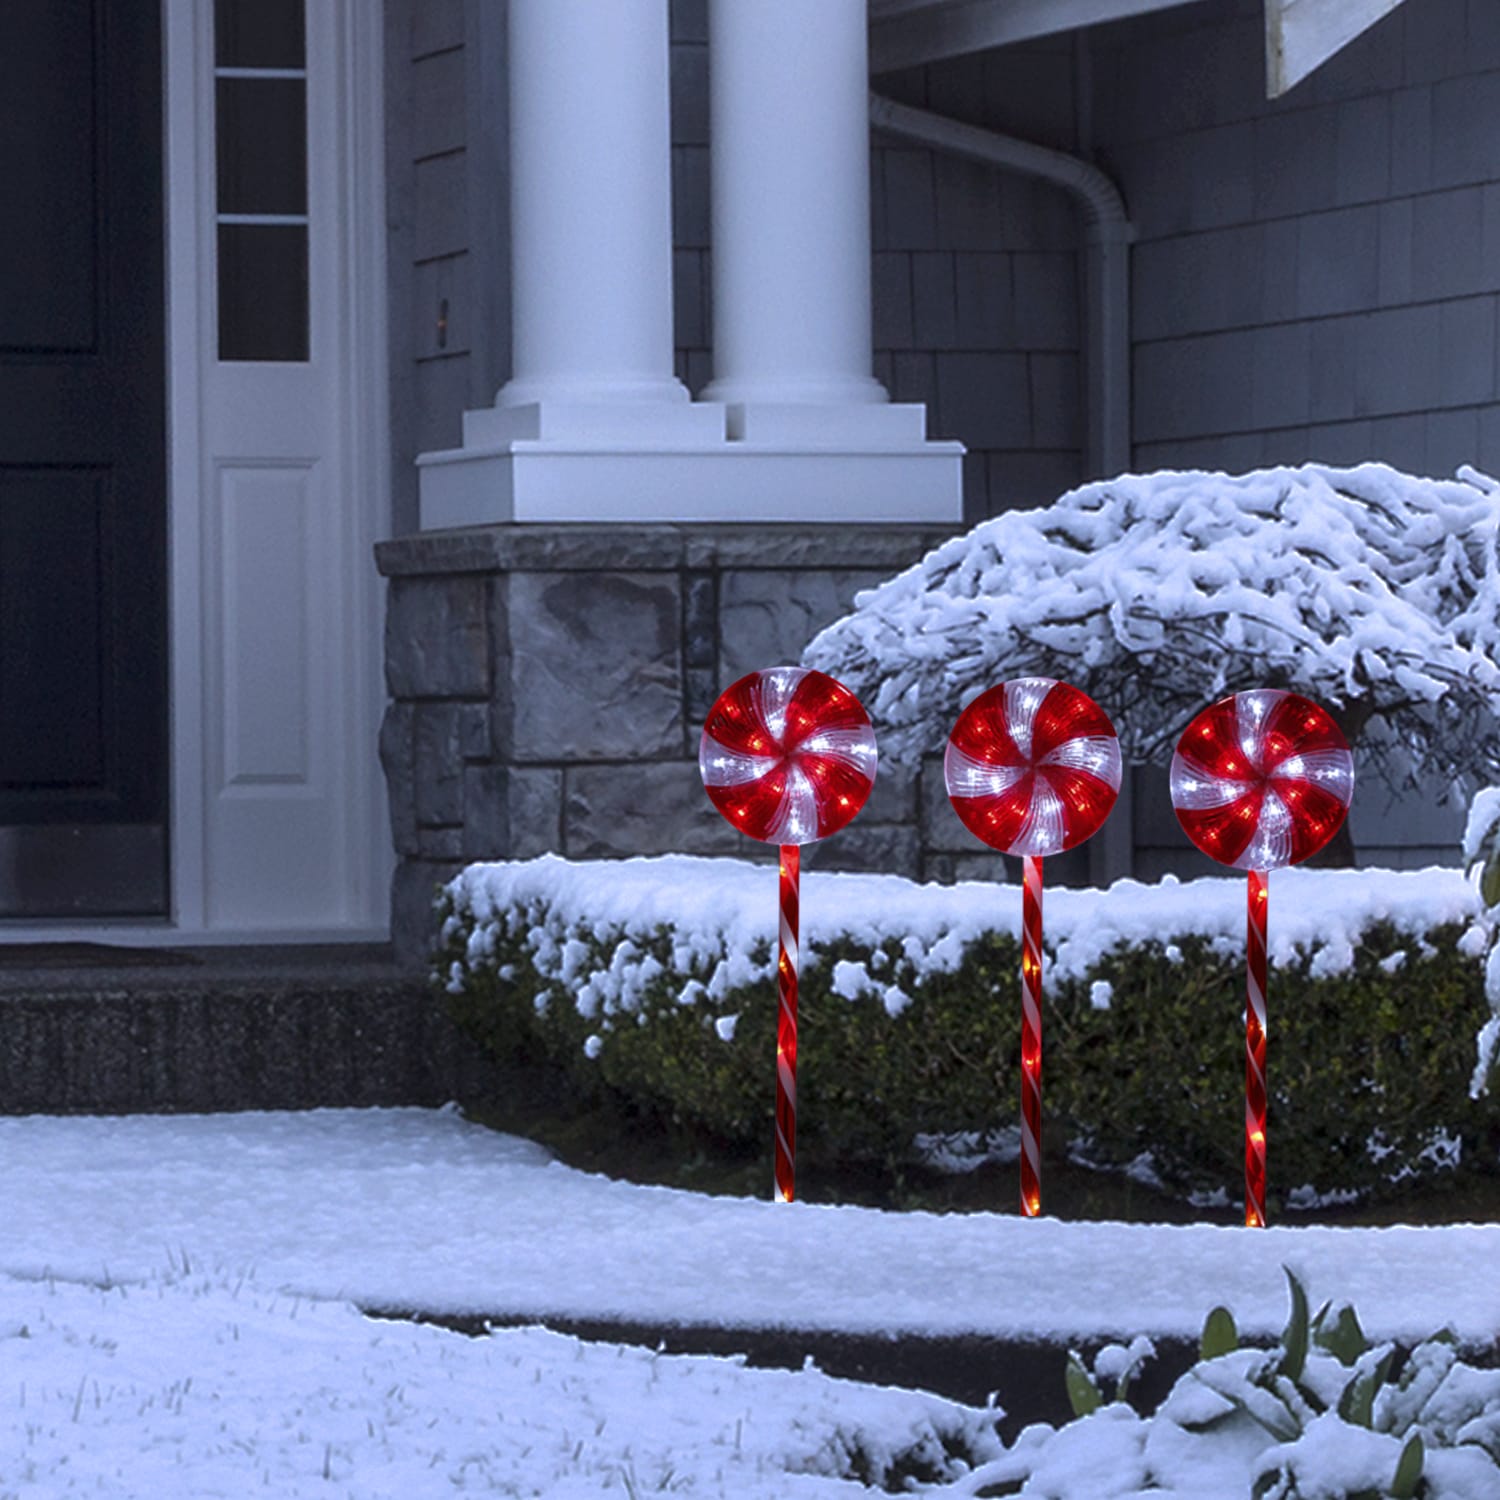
xmin=1246 ymin=869 xmax=1269 ymax=1228
xmin=775 ymin=844 xmax=799 ymax=1203
xmin=1020 ymin=854 xmax=1044 ymax=1217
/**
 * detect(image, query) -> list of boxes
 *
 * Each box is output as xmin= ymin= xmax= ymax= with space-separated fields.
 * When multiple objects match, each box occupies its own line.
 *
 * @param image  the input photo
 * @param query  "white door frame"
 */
xmin=0 ymin=0 xmax=392 ymax=943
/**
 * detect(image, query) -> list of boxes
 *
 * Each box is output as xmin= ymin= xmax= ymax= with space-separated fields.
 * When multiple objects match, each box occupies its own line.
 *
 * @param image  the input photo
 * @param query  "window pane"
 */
xmin=216 ymin=78 xmax=306 ymax=216
xmin=215 ymin=0 xmax=305 ymax=69
xmin=218 ymin=224 xmax=308 ymax=362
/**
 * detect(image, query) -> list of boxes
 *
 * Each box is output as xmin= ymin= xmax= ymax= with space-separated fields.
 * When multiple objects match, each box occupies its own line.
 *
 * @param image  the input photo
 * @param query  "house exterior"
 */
xmin=1 ymin=0 xmax=1493 ymax=957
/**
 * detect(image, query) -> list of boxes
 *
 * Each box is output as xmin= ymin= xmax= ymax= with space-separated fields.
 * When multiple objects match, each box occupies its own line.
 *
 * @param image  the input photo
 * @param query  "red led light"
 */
xmin=943 ymin=677 xmax=1123 ymax=855
xmin=1169 ymin=690 xmax=1354 ymax=870
xmin=699 ymin=667 xmax=877 ymax=845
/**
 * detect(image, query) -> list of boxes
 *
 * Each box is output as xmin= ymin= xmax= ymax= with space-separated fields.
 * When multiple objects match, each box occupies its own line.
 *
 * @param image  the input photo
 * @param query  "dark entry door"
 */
xmin=0 ymin=3 xmax=168 ymax=916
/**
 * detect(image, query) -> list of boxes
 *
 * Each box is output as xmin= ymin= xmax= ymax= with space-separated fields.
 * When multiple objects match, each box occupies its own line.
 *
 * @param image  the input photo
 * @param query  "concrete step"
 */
xmin=0 ymin=944 xmax=501 ymax=1114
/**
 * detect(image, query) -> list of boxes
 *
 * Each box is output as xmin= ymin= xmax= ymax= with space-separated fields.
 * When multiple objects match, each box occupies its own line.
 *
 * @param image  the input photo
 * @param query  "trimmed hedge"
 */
xmin=438 ymin=860 xmax=1500 ymax=1205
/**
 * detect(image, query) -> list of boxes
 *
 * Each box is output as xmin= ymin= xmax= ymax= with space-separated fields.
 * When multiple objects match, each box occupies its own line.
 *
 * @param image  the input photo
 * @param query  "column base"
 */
xmin=416 ymin=436 xmax=965 ymax=528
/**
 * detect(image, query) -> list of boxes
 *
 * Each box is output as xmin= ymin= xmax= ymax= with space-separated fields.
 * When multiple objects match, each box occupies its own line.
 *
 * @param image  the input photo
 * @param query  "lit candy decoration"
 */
xmin=944 ymin=677 xmax=1122 ymax=1218
xmin=1169 ymin=689 xmax=1355 ymax=1228
xmin=699 ymin=666 xmax=878 ymax=1203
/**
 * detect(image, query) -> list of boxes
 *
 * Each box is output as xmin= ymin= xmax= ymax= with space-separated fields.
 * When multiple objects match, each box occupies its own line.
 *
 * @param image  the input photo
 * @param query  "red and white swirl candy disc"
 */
xmin=945 ymin=677 xmax=1122 ymax=855
xmin=699 ymin=666 xmax=877 ymax=845
xmin=1169 ymin=690 xmax=1354 ymax=870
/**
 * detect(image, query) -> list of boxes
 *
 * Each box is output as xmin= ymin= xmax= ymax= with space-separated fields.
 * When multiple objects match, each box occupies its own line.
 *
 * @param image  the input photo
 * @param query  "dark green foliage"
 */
xmin=439 ymin=897 xmax=1498 ymax=1205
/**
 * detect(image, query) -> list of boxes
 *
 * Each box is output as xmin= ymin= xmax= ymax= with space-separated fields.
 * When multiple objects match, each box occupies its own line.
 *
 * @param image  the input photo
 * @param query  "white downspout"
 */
xmin=868 ymin=92 xmax=1134 ymax=481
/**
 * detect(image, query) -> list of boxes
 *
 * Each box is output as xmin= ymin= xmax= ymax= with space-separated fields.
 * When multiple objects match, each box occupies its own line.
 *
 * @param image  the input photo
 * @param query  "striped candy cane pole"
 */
xmin=774 ymin=843 xmax=800 ymax=1203
xmin=1245 ymin=869 xmax=1269 ymax=1228
xmin=1020 ymin=854 xmax=1044 ymax=1217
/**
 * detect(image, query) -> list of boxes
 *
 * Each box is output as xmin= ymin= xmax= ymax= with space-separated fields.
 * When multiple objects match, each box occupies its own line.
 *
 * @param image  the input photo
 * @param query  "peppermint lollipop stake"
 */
xmin=1169 ymin=689 xmax=1354 ymax=1228
xmin=700 ymin=666 xmax=877 ymax=1203
xmin=945 ymin=677 xmax=1122 ymax=1217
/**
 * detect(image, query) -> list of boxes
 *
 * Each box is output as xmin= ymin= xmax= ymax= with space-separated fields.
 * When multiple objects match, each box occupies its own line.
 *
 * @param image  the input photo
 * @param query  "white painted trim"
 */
xmin=165 ymin=0 xmax=211 ymax=935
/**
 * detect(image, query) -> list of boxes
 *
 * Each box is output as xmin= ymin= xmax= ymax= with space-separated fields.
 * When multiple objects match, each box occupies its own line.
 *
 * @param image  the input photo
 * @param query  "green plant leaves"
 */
xmin=1311 ymin=1299 xmax=1368 ymax=1367
xmin=1064 ymin=1351 xmax=1101 ymax=1417
xmin=1279 ymin=1268 xmax=1310 ymax=1384
xmin=1201 ymin=1306 xmax=1238 ymax=1360
xmin=1391 ymin=1432 xmax=1425 ymax=1498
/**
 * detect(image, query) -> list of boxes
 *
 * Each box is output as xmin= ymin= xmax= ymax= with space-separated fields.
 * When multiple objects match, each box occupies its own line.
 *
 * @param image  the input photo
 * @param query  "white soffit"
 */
xmin=869 ymin=0 xmax=1207 ymax=73
xmin=1265 ymin=0 xmax=1407 ymax=98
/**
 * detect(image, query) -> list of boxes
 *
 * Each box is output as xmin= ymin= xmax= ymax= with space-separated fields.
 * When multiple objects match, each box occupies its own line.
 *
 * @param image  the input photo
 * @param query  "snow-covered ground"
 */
xmin=4 ymin=1107 xmax=1500 ymax=1495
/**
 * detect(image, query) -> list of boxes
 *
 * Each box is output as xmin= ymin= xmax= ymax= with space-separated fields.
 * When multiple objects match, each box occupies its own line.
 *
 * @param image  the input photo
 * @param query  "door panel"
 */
xmin=0 ymin=1 xmax=168 ymax=915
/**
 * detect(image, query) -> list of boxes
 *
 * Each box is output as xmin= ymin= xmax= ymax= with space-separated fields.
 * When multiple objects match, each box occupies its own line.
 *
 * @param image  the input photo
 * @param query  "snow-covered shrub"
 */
xmin=437 ymin=855 xmax=1498 ymax=1205
xmin=940 ymin=1271 xmax=1500 ymax=1499
xmin=803 ymin=464 xmax=1500 ymax=801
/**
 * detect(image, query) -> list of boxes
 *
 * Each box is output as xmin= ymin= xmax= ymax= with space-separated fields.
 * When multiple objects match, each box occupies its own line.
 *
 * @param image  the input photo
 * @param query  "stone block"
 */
xmin=418 ymin=826 xmax=465 ymax=860
xmin=863 ymin=759 xmax=917 ymax=823
xmin=414 ymin=703 xmax=484 ymax=825
xmin=509 ymin=570 xmax=683 ymax=762
xmin=378 ymin=703 xmax=418 ymax=856
xmin=684 ymin=667 xmax=718 ymax=742
xmin=391 ymin=857 xmax=464 ymax=967
xmin=461 ymin=764 xmax=509 ymax=860
xmin=507 ymin=767 xmax=564 ymax=858
xmin=564 ymin=762 xmax=742 ymax=859
xmin=457 ymin=764 xmax=564 ymax=862
xmin=684 ymin=571 xmax=716 ymax=667
xmin=921 ymin=758 xmax=975 ymax=853
xmin=809 ymin=822 xmax=920 ymax=879
xmin=385 ymin=576 xmax=490 ymax=699
xmin=717 ymin=568 xmax=893 ymax=682
xmin=923 ymin=852 xmax=1006 ymax=886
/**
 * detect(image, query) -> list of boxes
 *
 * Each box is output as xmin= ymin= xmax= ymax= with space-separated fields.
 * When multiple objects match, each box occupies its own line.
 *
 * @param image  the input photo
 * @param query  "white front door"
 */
xmin=163 ymin=0 xmax=390 ymax=939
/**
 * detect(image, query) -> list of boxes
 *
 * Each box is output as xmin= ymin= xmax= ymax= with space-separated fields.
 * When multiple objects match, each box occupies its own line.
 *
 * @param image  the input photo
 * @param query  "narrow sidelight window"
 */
xmin=213 ymin=0 xmax=308 ymax=361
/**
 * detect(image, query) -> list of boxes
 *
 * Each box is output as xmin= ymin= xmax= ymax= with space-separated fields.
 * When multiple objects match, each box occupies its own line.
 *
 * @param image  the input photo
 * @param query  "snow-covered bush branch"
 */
xmin=804 ymin=464 xmax=1500 ymax=797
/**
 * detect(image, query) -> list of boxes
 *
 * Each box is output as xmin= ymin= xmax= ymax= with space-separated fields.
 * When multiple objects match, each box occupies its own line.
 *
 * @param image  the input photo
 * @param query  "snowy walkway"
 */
xmin=4 ymin=1107 xmax=1497 ymax=1346
xmin=5 ymin=1108 xmax=1500 ymax=1497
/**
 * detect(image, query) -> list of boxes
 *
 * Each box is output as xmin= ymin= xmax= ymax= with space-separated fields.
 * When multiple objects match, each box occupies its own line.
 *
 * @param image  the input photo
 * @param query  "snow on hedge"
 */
xmin=442 ymin=853 xmax=1486 ymax=1025
xmin=802 ymin=463 xmax=1500 ymax=789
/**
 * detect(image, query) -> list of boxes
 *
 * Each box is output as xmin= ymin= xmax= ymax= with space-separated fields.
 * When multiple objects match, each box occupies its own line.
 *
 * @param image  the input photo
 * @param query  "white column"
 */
xmin=703 ymin=0 xmax=891 ymax=430
xmin=496 ymin=0 xmax=685 ymax=412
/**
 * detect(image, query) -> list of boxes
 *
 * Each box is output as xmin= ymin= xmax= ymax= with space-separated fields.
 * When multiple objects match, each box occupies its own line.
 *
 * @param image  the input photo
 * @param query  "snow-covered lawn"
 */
xmin=3 ymin=1108 xmax=1500 ymax=1495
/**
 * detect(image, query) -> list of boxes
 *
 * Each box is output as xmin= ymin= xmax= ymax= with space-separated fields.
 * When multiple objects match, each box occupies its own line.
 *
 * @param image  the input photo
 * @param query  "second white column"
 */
xmin=703 ymin=0 xmax=891 ymax=427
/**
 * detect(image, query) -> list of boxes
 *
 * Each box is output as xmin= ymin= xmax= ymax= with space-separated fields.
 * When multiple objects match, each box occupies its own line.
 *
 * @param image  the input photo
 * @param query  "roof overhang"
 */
xmin=869 ymin=0 xmax=1207 ymax=73
xmin=1265 ymin=0 xmax=1407 ymax=97
xmin=871 ymin=0 xmax=1410 ymax=97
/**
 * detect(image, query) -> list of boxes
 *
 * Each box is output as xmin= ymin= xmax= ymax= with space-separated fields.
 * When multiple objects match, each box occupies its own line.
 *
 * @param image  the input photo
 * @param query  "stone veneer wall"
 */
xmin=375 ymin=522 xmax=967 ymax=963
